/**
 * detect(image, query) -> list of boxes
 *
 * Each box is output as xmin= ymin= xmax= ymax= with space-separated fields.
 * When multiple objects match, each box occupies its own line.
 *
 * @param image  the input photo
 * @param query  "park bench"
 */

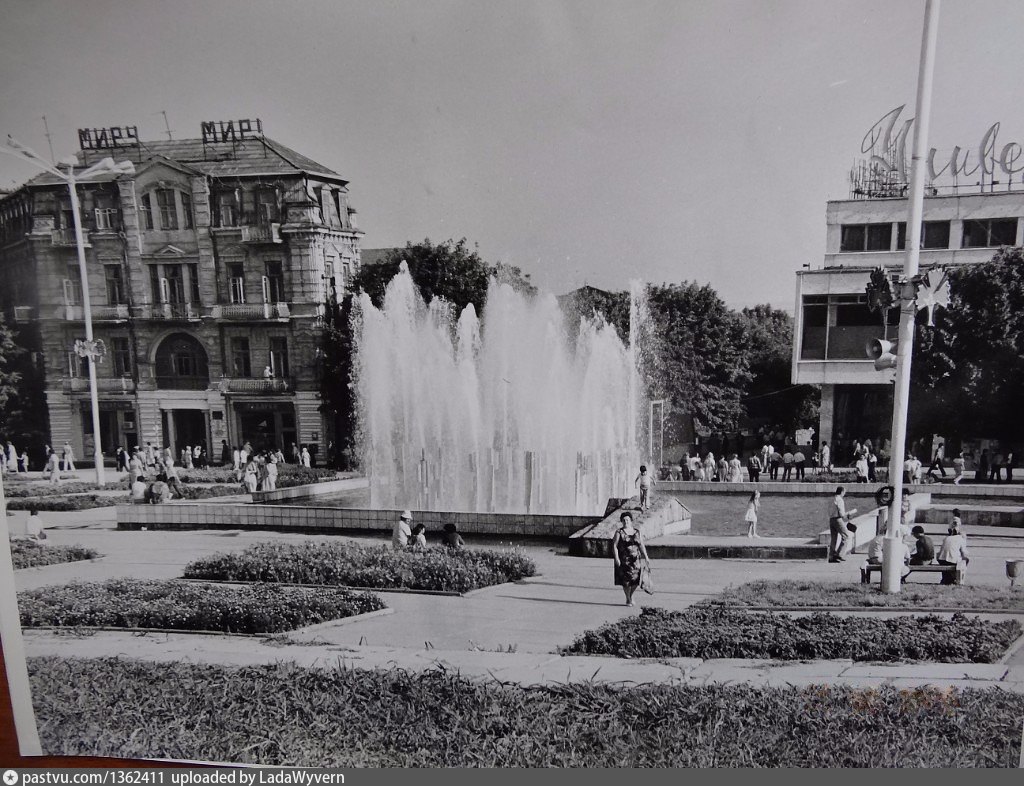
xmin=860 ymin=562 xmax=964 ymax=585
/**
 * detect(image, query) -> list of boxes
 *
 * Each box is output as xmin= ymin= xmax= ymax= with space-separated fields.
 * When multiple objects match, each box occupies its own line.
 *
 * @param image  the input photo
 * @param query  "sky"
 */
xmin=3 ymin=0 xmax=1024 ymax=310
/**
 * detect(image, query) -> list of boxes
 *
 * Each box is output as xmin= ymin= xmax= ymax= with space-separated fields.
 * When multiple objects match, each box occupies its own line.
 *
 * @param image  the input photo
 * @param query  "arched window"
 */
xmin=155 ymin=333 xmax=209 ymax=389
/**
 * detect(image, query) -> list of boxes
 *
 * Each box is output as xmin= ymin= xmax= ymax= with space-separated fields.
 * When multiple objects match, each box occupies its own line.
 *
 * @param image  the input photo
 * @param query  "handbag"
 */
xmin=640 ymin=564 xmax=654 ymax=595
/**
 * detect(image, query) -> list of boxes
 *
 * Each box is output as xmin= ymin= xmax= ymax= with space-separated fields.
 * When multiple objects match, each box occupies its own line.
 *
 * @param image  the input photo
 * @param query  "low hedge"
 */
xmin=6 ymin=495 xmax=124 ymax=512
xmin=4 ymin=482 xmax=101 ymax=498
xmin=10 ymin=541 xmax=99 ymax=570
xmin=183 ymin=541 xmax=537 ymax=593
xmin=27 ymin=658 xmax=1024 ymax=766
xmin=177 ymin=466 xmax=337 ymax=485
xmin=18 ymin=578 xmax=385 ymax=634
xmin=563 ymin=606 xmax=1022 ymax=663
xmin=709 ymin=579 xmax=1024 ymax=611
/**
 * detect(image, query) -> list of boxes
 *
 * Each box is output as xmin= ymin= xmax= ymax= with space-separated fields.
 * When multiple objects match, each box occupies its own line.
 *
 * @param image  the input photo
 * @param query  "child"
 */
xmin=634 ymin=465 xmax=653 ymax=511
xmin=744 ymin=490 xmax=761 ymax=537
xmin=950 ymin=508 xmax=964 ymax=536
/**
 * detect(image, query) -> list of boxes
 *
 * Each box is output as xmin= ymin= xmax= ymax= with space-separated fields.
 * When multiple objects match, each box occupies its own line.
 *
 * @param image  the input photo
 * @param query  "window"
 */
xmin=897 ymin=221 xmax=951 ymax=250
xmin=112 ymin=337 xmax=132 ymax=376
xmin=59 ymin=196 xmax=74 ymax=231
xmin=256 ymin=187 xmax=279 ymax=223
xmin=229 ymin=263 xmax=246 ymax=303
xmin=840 ymin=223 xmax=892 ymax=252
xmin=269 ymin=337 xmax=289 ymax=378
xmin=140 ymin=193 xmax=154 ymax=231
xmin=104 ymin=265 xmax=125 ymax=304
xmin=181 ymin=191 xmax=194 ymax=230
xmin=962 ymin=218 xmax=1018 ymax=248
xmin=231 ymin=337 xmax=251 ymax=377
xmin=63 ymin=265 xmax=83 ymax=305
xmin=164 ymin=265 xmax=185 ymax=303
xmin=264 ymin=261 xmax=284 ymax=303
xmin=188 ymin=264 xmax=201 ymax=304
xmin=215 ymin=191 xmax=238 ymax=227
xmin=800 ymin=295 xmax=828 ymax=360
xmin=155 ymin=189 xmax=178 ymax=230
xmin=800 ymin=293 xmax=895 ymax=361
xmin=341 ymin=261 xmax=353 ymax=288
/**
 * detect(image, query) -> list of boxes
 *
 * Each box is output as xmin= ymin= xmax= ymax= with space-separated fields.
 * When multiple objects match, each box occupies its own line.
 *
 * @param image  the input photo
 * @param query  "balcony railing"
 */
xmin=212 ymin=302 xmax=290 ymax=320
xmin=65 ymin=376 xmax=135 ymax=393
xmin=219 ymin=377 xmax=291 ymax=394
xmin=239 ymin=223 xmax=283 ymax=244
xmin=139 ymin=303 xmax=203 ymax=321
xmin=51 ymin=228 xmax=90 ymax=247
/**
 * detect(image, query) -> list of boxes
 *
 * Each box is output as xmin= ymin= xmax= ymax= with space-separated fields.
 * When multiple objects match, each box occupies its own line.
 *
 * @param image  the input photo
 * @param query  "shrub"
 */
xmin=563 ymin=606 xmax=1022 ymax=663
xmin=6 ymin=495 xmax=125 ymax=512
xmin=10 ymin=541 xmax=99 ymax=570
xmin=177 ymin=466 xmax=336 ymax=486
xmin=4 ymin=482 xmax=101 ymax=498
xmin=27 ymin=659 xmax=1024 ymax=766
xmin=18 ymin=578 xmax=385 ymax=634
xmin=183 ymin=541 xmax=537 ymax=593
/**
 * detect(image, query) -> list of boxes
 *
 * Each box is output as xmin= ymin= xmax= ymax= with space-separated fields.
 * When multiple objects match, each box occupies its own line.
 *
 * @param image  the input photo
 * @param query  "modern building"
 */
xmin=792 ymin=111 xmax=1024 ymax=460
xmin=0 ymin=120 xmax=362 ymax=465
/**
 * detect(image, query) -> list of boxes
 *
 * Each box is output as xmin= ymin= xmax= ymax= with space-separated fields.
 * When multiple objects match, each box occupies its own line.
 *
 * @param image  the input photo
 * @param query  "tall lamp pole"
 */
xmin=3 ymin=136 xmax=134 ymax=486
xmin=881 ymin=0 xmax=941 ymax=593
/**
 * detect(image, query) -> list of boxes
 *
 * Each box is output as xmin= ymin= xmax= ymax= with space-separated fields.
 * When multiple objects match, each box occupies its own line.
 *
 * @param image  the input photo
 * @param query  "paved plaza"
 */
xmin=10 ymin=487 xmax=1024 ymax=692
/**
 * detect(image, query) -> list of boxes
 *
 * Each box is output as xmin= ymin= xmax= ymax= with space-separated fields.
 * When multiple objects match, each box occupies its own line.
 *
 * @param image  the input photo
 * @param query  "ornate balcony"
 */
xmin=138 ymin=303 xmax=203 ymax=321
xmin=238 ymin=223 xmax=283 ymax=244
xmin=50 ymin=228 xmax=90 ymax=247
xmin=64 ymin=376 xmax=136 ymax=393
xmin=218 ymin=377 xmax=291 ymax=394
xmin=211 ymin=302 xmax=290 ymax=320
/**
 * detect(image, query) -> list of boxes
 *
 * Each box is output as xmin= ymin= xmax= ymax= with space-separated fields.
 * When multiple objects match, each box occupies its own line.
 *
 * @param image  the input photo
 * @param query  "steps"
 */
xmin=568 ymin=493 xmax=690 ymax=557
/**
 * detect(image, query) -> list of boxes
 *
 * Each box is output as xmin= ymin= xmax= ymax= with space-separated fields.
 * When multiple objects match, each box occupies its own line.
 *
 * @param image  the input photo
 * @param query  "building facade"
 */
xmin=0 ymin=122 xmax=362 ymax=465
xmin=792 ymin=189 xmax=1023 ymax=461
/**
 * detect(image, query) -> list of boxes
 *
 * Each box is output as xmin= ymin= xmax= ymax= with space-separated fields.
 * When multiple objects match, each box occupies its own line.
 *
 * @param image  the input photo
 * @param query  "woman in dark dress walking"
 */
xmin=612 ymin=511 xmax=651 ymax=607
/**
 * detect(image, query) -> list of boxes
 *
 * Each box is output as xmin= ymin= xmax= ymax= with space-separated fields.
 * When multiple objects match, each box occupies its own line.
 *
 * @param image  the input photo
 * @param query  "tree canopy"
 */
xmin=910 ymin=247 xmax=1024 ymax=442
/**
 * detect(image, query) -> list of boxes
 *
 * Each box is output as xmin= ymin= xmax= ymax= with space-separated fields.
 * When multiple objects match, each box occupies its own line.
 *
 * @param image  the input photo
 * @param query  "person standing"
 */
xmin=703 ymin=452 xmax=716 ymax=483
xmin=990 ymin=452 xmax=1004 ymax=483
xmin=46 ymin=449 xmax=61 ymax=484
xmin=781 ymin=448 xmax=794 ymax=482
xmin=1006 ymin=450 xmax=1015 ymax=483
xmin=727 ymin=454 xmax=742 ymax=483
xmin=264 ymin=455 xmax=278 ymax=491
xmin=291 ymin=442 xmax=301 ymax=464
xmin=243 ymin=459 xmax=259 ymax=493
xmin=793 ymin=449 xmax=806 ymax=481
xmin=744 ymin=491 xmax=761 ymax=538
xmin=855 ymin=453 xmax=869 ymax=484
xmin=820 ymin=441 xmax=832 ymax=474
xmin=61 ymin=440 xmax=75 ymax=472
xmin=761 ymin=442 xmax=773 ymax=474
xmin=220 ymin=440 xmax=231 ymax=466
xmin=977 ymin=449 xmax=990 ymax=483
xmin=634 ymin=465 xmax=653 ymax=511
xmin=827 ymin=486 xmax=857 ymax=563
xmin=6 ymin=441 xmax=18 ymax=472
xmin=301 ymin=446 xmax=311 ymax=468
xmin=867 ymin=450 xmax=878 ymax=483
xmin=747 ymin=452 xmax=762 ymax=483
xmin=612 ymin=511 xmax=650 ymax=607
xmin=392 ymin=510 xmax=413 ymax=549
xmin=770 ymin=450 xmax=783 ymax=481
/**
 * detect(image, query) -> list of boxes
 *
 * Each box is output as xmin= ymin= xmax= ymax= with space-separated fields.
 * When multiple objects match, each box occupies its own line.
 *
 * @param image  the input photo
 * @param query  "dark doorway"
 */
xmin=162 ymin=409 xmax=208 ymax=455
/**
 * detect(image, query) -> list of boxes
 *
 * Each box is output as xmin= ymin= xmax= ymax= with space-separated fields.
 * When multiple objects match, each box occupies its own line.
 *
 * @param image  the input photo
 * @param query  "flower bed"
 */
xmin=10 ymin=541 xmax=99 ymax=570
xmin=27 ymin=658 xmax=1024 ymax=766
xmin=183 ymin=541 xmax=537 ymax=593
xmin=4 ymin=482 xmax=101 ymax=498
xmin=709 ymin=579 xmax=1024 ymax=611
xmin=177 ymin=466 xmax=337 ymax=486
xmin=6 ymin=495 xmax=124 ymax=512
xmin=18 ymin=578 xmax=385 ymax=634
xmin=563 ymin=606 xmax=1022 ymax=663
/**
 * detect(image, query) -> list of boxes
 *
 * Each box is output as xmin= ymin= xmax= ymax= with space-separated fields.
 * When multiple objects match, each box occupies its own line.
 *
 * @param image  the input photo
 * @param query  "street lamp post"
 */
xmin=881 ymin=0 xmax=941 ymax=593
xmin=3 ymin=136 xmax=134 ymax=486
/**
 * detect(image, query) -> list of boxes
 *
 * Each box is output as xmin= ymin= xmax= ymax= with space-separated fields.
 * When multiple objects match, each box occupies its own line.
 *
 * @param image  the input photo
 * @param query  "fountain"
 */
xmin=353 ymin=264 xmax=647 ymax=515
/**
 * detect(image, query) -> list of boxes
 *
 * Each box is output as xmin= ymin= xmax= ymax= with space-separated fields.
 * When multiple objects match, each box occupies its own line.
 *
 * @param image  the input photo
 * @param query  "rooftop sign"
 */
xmin=853 ymin=105 xmax=1024 ymax=197
xmin=201 ymin=119 xmax=263 ymax=144
xmin=78 ymin=126 xmax=139 ymax=150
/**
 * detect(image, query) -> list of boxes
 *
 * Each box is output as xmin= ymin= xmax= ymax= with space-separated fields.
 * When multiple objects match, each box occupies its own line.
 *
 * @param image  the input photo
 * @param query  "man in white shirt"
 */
xmin=392 ymin=510 xmax=413 ymax=549
xmin=827 ymin=487 xmax=857 ymax=563
xmin=937 ymin=524 xmax=969 ymax=585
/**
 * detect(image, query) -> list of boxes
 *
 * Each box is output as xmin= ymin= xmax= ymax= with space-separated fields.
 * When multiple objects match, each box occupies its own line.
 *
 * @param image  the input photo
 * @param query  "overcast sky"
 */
xmin=3 ymin=0 xmax=1024 ymax=309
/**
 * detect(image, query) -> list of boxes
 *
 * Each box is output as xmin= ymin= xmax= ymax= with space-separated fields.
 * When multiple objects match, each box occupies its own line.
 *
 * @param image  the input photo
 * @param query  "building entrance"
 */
xmin=162 ymin=409 xmax=208 ymax=455
xmin=234 ymin=402 xmax=296 ymax=453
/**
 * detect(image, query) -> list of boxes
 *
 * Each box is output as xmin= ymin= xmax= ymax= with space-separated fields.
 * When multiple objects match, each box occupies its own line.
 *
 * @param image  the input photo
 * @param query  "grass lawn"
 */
xmin=27 ymin=657 xmax=1023 ymax=767
xmin=183 ymin=541 xmax=537 ymax=593
xmin=10 ymin=541 xmax=99 ymax=570
xmin=563 ymin=606 xmax=1021 ymax=663
xmin=709 ymin=579 xmax=1024 ymax=611
xmin=18 ymin=578 xmax=385 ymax=634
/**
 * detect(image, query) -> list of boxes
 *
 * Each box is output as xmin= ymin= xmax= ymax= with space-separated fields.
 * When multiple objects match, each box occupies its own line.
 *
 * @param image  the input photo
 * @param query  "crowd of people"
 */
xmin=390 ymin=510 xmax=466 ymax=551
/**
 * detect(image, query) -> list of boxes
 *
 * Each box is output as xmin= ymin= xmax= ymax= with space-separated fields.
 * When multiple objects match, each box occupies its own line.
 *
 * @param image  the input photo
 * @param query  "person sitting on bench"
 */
xmin=937 ymin=523 xmax=969 ymax=585
xmin=866 ymin=533 xmax=910 ymax=568
xmin=909 ymin=525 xmax=935 ymax=566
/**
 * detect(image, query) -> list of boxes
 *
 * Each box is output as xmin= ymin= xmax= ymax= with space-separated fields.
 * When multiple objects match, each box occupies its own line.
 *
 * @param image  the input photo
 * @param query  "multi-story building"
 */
xmin=792 ymin=107 xmax=1024 ymax=460
xmin=0 ymin=120 xmax=361 ymax=465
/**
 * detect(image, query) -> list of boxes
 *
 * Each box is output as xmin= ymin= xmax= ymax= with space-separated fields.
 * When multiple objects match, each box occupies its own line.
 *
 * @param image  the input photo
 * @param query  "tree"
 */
xmin=0 ymin=316 xmax=48 ymax=465
xmin=737 ymin=305 xmax=819 ymax=434
xmin=643 ymin=283 xmax=752 ymax=434
xmin=352 ymin=238 xmax=535 ymax=312
xmin=321 ymin=238 xmax=536 ymax=468
xmin=911 ymin=247 xmax=1024 ymax=444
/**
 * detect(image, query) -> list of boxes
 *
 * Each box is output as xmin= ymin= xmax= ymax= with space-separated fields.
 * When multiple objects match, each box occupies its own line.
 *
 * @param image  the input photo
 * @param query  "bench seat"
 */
xmin=860 ymin=562 xmax=964 ymax=585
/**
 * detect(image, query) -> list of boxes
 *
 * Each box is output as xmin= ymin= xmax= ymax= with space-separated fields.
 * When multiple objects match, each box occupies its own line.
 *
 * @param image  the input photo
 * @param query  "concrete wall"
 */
xmin=117 ymin=502 xmax=598 ymax=538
